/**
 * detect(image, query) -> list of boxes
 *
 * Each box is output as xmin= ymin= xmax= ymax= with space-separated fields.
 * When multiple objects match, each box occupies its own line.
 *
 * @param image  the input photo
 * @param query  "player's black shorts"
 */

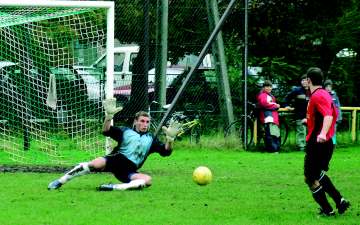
xmin=103 ymin=152 xmax=138 ymax=183
xmin=304 ymin=137 xmax=334 ymax=183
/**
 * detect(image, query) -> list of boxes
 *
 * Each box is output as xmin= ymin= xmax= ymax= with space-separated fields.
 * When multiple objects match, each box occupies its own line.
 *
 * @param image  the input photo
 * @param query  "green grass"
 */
xmin=1 ymin=146 xmax=359 ymax=225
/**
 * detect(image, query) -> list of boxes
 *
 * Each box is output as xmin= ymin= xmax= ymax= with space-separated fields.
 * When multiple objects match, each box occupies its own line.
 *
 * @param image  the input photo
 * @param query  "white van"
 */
xmin=92 ymin=44 xmax=186 ymax=88
xmin=90 ymin=44 xmax=140 ymax=88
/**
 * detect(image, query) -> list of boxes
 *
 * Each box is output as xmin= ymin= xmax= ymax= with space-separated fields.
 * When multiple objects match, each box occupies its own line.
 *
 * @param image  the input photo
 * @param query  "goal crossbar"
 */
xmin=0 ymin=0 xmax=114 ymax=8
xmin=0 ymin=8 xmax=95 ymax=28
xmin=0 ymin=0 xmax=115 ymax=95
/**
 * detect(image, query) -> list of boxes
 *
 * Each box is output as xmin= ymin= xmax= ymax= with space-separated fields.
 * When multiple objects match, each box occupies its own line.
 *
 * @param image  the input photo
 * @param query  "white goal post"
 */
xmin=0 ymin=0 xmax=114 ymax=164
xmin=0 ymin=0 xmax=115 ymax=96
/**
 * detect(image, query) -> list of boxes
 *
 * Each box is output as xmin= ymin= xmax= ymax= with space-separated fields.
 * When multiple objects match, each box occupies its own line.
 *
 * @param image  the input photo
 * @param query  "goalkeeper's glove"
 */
xmin=162 ymin=120 xmax=182 ymax=143
xmin=103 ymin=98 xmax=123 ymax=120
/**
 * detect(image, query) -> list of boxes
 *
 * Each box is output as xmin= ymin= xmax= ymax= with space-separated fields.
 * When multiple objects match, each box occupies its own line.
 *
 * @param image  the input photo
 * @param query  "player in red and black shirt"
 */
xmin=304 ymin=67 xmax=350 ymax=216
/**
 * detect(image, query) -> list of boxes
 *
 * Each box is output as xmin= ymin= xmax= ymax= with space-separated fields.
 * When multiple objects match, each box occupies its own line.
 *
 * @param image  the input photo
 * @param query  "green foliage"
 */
xmin=0 ymin=147 xmax=359 ymax=225
xmin=328 ymin=57 xmax=358 ymax=105
xmin=0 ymin=130 xmax=105 ymax=165
xmin=330 ymin=9 xmax=360 ymax=51
xmin=115 ymin=0 xmax=149 ymax=43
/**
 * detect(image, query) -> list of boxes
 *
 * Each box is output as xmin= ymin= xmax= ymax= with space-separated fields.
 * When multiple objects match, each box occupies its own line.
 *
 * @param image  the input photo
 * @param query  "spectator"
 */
xmin=283 ymin=74 xmax=310 ymax=151
xmin=256 ymin=80 xmax=281 ymax=153
xmin=324 ymin=79 xmax=342 ymax=145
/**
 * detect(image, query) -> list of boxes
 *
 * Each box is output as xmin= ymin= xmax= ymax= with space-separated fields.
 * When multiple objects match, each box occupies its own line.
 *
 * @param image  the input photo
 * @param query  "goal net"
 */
xmin=0 ymin=2 xmax=113 ymax=164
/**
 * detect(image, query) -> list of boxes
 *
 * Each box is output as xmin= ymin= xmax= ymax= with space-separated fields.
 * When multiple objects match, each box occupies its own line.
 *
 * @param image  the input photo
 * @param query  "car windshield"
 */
xmin=81 ymin=74 xmax=98 ymax=83
xmin=96 ymin=53 xmax=125 ymax=72
xmin=50 ymin=67 xmax=76 ymax=80
xmin=77 ymin=68 xmax=103 ymax=80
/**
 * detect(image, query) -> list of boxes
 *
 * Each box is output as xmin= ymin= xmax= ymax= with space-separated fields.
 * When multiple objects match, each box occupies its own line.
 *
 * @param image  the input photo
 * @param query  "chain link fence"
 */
xmin=110 ymin=0 xmax=245 ymax=138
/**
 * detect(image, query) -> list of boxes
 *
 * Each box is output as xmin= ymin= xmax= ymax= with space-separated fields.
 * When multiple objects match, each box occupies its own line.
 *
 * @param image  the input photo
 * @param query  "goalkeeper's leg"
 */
xmin=48 ymin=157 xmax=106 ymax=190
xmin=60 ymin=162 xmax=91 ymax=183
xmin=99 ymin=173 xmax=152 ymax=191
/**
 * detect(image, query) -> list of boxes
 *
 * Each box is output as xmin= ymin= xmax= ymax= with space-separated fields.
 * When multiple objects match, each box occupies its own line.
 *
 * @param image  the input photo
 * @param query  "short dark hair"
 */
xmin=306 ymin=67 xmax=323 ymax=85
xmin=300 ymin=74 xmax=307 ymax=80
xmin=263 ymin=80 xmax=272 ymax=87
xmin=324 ymin=79 xmax=333 ymax=87
xmin=135 ymin=111 xmax=150 ymax=120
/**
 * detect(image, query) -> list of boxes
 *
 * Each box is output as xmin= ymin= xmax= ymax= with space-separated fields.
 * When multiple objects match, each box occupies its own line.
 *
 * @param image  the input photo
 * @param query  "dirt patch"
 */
xmin=0 ymin=164 xmax=71 ymax=173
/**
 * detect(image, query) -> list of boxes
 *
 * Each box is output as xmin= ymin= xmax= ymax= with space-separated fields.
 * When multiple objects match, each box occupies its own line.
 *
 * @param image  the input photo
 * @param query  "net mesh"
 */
xmin=0 ymin=6 xmax=107 ymax=164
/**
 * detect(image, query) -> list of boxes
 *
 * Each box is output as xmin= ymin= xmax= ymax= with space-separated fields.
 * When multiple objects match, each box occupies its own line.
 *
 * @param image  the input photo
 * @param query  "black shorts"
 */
xmin=103 ymin=153 xmax=138 ymax=183
xmin=304 ymin=137 xmax=334 ymax=183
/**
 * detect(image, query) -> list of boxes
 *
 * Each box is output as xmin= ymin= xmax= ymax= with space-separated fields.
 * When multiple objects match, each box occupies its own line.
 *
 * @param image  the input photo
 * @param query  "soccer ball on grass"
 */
xmin=192 ymin=166 xmax=212 ymax=185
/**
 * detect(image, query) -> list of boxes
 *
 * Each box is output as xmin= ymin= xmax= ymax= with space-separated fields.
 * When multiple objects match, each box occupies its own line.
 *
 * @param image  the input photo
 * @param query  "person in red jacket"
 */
xmin=304 ymin=67 xmax=350 ymax=216
xmin=256 ymin=80 xmax=281 ymax=153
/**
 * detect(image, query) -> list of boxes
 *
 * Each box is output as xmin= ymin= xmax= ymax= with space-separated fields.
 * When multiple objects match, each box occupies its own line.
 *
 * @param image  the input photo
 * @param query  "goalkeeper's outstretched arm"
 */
xmin=162 ymin=120 xmax=182 ymax=150
xmin=165 ymin=140 xmax=173 ymax=151
xmin=102 ymin=98 xmax=123 ymax=132
xmin=103 ymin=117 xmax=112 ymax=132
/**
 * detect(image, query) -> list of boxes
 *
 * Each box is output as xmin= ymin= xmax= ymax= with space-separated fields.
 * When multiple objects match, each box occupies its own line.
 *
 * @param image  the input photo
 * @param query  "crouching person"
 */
xmin=48 ymin=98 xmax=181 ymax=191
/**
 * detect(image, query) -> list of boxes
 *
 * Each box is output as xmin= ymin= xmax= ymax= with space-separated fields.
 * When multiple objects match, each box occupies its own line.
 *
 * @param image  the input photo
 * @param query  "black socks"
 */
xmin=319 ymin=174 xmax=342 ymax=206
xmin=312 ymin=185 xmax=333 ymax=212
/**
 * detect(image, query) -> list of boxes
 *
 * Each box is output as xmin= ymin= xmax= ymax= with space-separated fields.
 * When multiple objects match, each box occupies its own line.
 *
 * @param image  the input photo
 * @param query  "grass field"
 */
xmin=1 ymin=146 xmax=359 ymax=225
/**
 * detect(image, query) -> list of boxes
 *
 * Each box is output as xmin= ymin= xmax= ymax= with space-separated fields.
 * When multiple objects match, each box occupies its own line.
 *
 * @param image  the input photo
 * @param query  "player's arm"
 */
xmin=149 ymin=136 xmax=172 ymax=156
xmin=102 ymin=98 xmax=123 ymax=132
xmin=316 ymin=95 xmax=334 ymax=142
xmin=317 ymin=115 xmax=333 ymax=143
xmin=148 ymin=120 xmax=181 ymax=155
xmin=258 ymin=93 xmax=279 ymax=110
xmin=165 ymin=140 xmax=173 ymax=151
xmin=283 ymin=88 xmax=296 ymax=109
xmin=103 ymin=117 xmax=112 ymax=132
xmin=162 ymin=120 xmax=182 ymax=143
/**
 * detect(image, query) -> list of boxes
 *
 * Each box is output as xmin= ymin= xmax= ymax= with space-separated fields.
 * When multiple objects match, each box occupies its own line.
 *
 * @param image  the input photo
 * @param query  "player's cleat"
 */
xmin=337 ymin=198 xmax=350 ymax=214
xmin=98 ymin=184 xmax=114 ymax=191
xmin=48 ymin=179 xmax=62 ymax=190
xmin=318 ymin=208 xmax=336 ymax=217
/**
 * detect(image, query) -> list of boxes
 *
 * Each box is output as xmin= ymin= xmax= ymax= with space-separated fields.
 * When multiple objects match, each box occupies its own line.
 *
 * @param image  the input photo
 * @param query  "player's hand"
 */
xmin=103 ymin=98 xmax=123 ymax=120
xmin=162 ymin=120 xmax=182 ymax=142
xmin=301 ymin=118 xmax=307 ymax=124
xmin=317 ymin=133 xmax=327 ymax=143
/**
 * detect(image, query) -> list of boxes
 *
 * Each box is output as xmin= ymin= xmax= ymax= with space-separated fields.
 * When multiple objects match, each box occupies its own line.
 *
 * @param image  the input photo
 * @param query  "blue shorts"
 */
xmin=103 ymin=152 xmax=138 ymax=183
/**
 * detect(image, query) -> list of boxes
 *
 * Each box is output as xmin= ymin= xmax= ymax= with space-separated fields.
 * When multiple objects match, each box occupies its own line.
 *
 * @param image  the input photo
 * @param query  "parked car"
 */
xmin=72 ymin=67 xmax=104 ymax=104
xmin=0 ymin=61 xmax=25 ymax=127
xmin=45 ymin=66 xmax=104 ymax=121
xmin=0 ymin=61 xmax=104 ymax=126
xmin=148 ymin=65 xmax=185 ymax=87
xmin=74 ymin=44 xmax=139 ymax=89
xmin=114 ymin=65 xmax=184 ymax=104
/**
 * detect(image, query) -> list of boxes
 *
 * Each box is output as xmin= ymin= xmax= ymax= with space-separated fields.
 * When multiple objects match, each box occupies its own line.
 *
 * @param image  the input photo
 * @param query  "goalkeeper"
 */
xmin=48 ymin=98 xmax=181 ymax=191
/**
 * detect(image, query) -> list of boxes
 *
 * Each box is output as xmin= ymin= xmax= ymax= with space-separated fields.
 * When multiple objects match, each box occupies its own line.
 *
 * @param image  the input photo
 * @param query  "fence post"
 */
xmin=351 ymin=109 xmax=357 ymax=142
xmin=253 ymin=119 xmax=258 ymax=145
xmin=340 ymin=107 xmax=360 ymax=143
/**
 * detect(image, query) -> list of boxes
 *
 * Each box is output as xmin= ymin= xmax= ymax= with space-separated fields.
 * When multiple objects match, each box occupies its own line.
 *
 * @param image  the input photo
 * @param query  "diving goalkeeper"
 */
xmin=48 ymin=98 xmax=181 ymax=191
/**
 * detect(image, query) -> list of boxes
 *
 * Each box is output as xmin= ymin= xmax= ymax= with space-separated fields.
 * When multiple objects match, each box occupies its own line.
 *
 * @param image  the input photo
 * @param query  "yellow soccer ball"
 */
xmin=192 ymin=166 xmax=212 ymax=185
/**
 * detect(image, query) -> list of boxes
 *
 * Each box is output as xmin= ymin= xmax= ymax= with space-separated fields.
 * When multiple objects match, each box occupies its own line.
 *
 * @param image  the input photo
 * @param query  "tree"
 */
xmin=224 ymin=0 xmax=357 ymax=102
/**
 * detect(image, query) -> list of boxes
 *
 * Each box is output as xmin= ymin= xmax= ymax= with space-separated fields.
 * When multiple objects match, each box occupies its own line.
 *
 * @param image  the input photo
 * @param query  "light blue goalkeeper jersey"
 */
xmin=119 ymin=128 xmax=153 ymax=166
xmin=103 ymin=126 xmax=169 ymax=168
